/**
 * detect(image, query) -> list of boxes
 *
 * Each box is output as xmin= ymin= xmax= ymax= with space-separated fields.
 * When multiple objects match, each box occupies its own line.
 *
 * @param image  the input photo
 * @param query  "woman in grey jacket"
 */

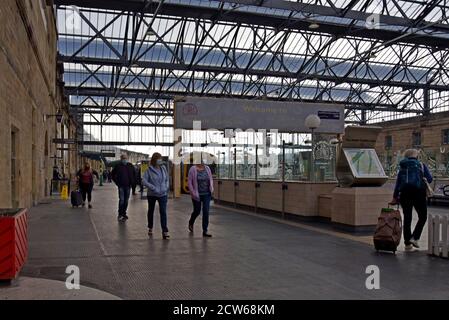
xmin=142 ymin=153 xmax=170 ymax=239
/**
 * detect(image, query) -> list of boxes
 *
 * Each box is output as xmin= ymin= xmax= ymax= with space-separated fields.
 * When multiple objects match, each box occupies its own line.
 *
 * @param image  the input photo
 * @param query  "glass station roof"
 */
xmin=55 ymin=0 xmax=449 ymax=124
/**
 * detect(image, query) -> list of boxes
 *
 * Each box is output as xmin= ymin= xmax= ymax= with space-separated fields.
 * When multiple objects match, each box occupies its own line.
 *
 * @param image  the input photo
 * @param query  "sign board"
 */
xmin=340 ymin=126 xmax=382 ymax=149
xmin=336 ymin=126 xmax=388 ymax=187
xmin=101 ymin=152 xmax=116 ymax=158
xmin=174 ymin=97 xmax=344 ymax=133
xmin=57 ymin=147 xmax=77 ymax=151
xmin=53 ymin=138 xmax=76 ymax=144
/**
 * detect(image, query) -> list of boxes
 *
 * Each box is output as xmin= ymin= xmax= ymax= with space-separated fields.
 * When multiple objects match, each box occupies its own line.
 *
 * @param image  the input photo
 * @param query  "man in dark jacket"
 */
xmin=111 ymin=154 xmax=136 ymax=221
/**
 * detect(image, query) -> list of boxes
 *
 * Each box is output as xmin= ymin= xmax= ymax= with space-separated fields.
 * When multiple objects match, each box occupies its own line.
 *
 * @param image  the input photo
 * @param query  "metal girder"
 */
xmin=59 ymin=55 xmax=449 ymax=91
xmin=54 ymin=0 xmax=449 ymax=48
xmin=65 ymin=86 xmax=418 ymax=112
xmin=81 ymin=122 xmax=173 ymax=127
xmin=79 ymin=141 xmax=174 ymax=146
xmin=70 ymin=105 xmax=172 ymax=112
xmin=73 ymin=110 xmax=173 ymax=116
xmin=217 ymin=0 xmax=449 ymax=31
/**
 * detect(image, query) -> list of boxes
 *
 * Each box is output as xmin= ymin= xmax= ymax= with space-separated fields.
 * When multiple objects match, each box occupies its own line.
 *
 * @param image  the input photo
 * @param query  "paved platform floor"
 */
xmin=0 ymin=277 xmax=120 ymax=300
xmin=2 ymin=183 xmax=448 ymax=300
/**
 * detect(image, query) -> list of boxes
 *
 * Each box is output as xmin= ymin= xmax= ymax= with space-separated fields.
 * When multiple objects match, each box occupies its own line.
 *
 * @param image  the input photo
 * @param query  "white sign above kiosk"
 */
xmin=174 ymin=97 xmax=344 ymax=133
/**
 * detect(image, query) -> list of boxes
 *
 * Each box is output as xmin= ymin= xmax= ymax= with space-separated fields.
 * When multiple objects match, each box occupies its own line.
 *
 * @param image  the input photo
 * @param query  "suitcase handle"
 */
xmin=387 ymin=203 xmax=400 ymax=209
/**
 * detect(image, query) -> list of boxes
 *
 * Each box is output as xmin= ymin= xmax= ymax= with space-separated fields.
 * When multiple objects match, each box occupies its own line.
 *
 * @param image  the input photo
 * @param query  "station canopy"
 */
xmin=55 ymin=0 xmax=449 ymax=130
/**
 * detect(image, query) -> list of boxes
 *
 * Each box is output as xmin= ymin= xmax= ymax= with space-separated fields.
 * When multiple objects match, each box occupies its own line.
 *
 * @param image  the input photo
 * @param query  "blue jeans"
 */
xmin=189 ymin=193 xmax=211 ymax=233
xmin=118 ymin=187 xmax=131 ymax=217
xmin=147 ymin=195 xmax=168 ymax=232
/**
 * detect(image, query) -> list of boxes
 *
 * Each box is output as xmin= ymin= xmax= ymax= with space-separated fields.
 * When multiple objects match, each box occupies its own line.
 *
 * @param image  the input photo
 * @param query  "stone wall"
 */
xmin=375 ymin=112 xmax=449 ymax=176
xmin=0 ymin=0 xmax=75 ymax=208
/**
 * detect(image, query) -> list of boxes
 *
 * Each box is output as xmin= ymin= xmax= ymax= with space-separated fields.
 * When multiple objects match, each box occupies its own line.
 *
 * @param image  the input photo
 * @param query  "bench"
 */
xmin=428 ymin=181 xmax=449 ymax=205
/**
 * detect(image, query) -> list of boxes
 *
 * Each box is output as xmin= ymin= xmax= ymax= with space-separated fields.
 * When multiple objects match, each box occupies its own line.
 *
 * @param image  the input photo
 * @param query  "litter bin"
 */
xmin=0 ymin=208 xmax=28 ymax=282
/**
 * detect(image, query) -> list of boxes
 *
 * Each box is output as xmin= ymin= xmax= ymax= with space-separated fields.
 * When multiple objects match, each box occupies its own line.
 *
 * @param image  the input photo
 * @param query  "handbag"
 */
xmin=421 ymin=163 xmax=434 ymax=197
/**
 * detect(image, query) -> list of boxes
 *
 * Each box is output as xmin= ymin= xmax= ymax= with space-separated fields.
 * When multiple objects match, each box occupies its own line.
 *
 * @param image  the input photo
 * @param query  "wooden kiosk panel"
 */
xmin=284 ymin=183 xmax=336 ymax=217
xmin=235 ymin=181 xmax=256 ymax=207
xmin=217 ymin=180 xmax=234 ymax=203
xmin=257 ymin=182 xmax=283 ymax=212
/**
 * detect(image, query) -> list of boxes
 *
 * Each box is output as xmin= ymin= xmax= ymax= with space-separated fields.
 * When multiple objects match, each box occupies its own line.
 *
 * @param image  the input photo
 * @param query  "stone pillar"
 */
xmin=331 ymin=186 xmax=392 ymax=231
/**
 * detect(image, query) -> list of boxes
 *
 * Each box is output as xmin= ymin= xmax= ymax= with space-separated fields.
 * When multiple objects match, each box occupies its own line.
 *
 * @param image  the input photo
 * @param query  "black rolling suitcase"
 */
xmin=71 ymin=190 xmax=83 ymax=207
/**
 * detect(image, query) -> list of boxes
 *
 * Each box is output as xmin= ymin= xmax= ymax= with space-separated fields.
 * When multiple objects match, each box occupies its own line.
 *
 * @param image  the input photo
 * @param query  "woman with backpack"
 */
xmin=76 ymin=162 xmax=99 ymax=209
xmin=390 ymin=149 xmax=433 ymax=250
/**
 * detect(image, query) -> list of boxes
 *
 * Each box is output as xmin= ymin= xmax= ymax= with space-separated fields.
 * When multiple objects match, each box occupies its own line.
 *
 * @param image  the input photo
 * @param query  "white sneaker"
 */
xmin=409 ymin=238 xmax=420 ymax=248
xmin=404 ymin=244 xmax=414 ymax=251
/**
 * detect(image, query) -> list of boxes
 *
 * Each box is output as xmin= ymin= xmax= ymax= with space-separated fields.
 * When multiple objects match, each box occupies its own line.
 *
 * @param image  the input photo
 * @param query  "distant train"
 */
xmin=180 ymin=151 xmax=217 ymax=194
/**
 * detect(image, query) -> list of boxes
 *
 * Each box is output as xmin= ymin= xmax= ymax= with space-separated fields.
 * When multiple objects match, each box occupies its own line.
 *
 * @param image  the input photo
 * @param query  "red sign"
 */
xmin=182 ymin=103 xmax=198 ymax=116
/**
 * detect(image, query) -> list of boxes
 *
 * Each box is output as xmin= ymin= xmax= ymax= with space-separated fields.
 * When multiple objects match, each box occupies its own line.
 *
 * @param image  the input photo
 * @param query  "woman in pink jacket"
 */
xmin=188 ymin=162 xmax=214 ymax=237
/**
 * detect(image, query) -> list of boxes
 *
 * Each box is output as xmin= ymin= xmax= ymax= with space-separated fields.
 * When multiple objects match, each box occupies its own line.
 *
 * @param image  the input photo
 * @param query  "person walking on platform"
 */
xmin=188 ymin=159 xmax=214 ymax=237
xmin=76 ymin=162 xmax=99 ymax=209
xmin=111 ymin=154 xmax=136 ymax=222
xmin=142 ymin=153 xmax=170 ymax=239
xmin=390 ymin=149 xmax=433 ymax=250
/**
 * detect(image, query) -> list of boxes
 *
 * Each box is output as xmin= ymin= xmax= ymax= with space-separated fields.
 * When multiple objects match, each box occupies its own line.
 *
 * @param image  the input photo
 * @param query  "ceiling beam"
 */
xmin=54 ymin=0 xmax=449 ymax=49
xmin=65 ymin=86 xmax=426 ymax=113
xmin=59 ymin=55 xmax=449 ymax=91
xmin=79 ymin=141 xmax=175 ymax=146
xmin=72 ymin=110 xmax=173 ymax=116
xmin=81 ymin=122 xmax=173 ymax=127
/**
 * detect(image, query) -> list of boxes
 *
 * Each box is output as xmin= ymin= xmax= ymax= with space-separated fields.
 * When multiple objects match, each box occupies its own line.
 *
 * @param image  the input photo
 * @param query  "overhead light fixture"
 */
xmin=309 ymin=22 xmax=320 ymax=30
xmin=146 ymin=29 xmax=156 ymax=37
xmin=46 ymin=110 xmax=64 ymax=123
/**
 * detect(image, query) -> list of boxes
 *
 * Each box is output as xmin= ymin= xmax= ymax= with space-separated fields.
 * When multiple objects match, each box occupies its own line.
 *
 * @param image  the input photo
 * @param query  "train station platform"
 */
xmin=1 ymin=183 xmax=448 ymax=300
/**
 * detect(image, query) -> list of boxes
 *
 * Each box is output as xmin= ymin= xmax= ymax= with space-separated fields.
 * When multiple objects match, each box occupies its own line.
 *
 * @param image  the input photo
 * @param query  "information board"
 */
xmin=343 ymin=148 xmax=387 ymax=178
